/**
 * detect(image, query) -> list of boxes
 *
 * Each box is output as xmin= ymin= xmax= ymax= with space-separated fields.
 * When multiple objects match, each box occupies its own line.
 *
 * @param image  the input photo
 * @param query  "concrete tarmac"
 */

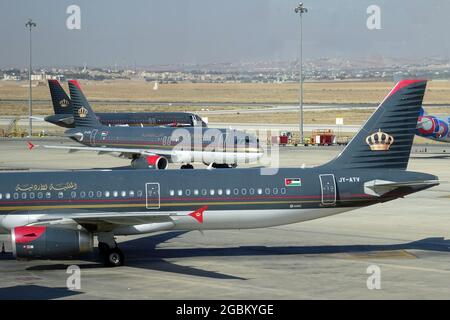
xmin=0 ymin=138 xmax=449 ymax=299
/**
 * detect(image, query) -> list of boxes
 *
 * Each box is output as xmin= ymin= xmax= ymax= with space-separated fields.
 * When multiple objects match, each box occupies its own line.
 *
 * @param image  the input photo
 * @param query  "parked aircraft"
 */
xmin=33 ymin=80 xmax=262 ymax=169
xmin=44 ymin=80 xmax=207 ymax=128
xmin=2 ymin=79 xmax=438 ymax=266
xmin=416 ymin=107 xmax=450 ymax=143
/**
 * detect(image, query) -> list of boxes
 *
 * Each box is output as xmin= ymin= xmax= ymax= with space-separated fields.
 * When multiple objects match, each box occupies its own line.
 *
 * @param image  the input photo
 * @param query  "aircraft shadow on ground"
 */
xmin=26 ymin=231 xmax=246 ymax=280
xmin=0 ymin=285 xmax=82 ymax=300
xmin=24 ymin=233 xmax=450 ymax=280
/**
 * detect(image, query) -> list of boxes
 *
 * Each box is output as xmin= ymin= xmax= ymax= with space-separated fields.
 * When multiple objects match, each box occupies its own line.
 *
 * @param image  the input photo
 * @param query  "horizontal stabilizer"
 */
xmin=364 ymin=179 xmax=440 ymax=197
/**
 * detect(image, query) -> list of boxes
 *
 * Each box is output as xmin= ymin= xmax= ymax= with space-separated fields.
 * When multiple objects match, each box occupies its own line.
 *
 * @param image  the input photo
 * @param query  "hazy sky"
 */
xmin=1 ymin=0 xmax=450 ymax=68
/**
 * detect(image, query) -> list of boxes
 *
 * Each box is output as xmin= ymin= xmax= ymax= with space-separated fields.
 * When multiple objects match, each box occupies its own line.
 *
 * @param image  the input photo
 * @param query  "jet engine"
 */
xmin=131 ymin=155 xmax=168 ymax=169
xmin=11 ymin=226 xmax=93 ymax=259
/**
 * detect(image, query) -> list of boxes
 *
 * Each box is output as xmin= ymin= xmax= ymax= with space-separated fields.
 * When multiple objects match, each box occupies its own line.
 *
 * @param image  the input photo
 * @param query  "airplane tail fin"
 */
xmin=48 ymin=80 xmax=72 ymax=114
xmin=68 ymin=80 xmax=102 ymax=127
xmin=321 ymin=79 xmax=427 ymax=170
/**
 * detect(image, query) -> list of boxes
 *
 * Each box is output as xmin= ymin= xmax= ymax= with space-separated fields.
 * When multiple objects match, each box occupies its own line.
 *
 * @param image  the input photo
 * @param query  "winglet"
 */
xmin=189 ymin=206 xmax=208 ymax=224
xmin=27 ymin=141 xmax=34 ymax=150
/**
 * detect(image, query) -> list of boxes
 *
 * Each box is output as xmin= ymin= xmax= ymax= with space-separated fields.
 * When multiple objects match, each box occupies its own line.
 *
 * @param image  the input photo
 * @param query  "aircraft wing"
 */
xmin=28 ymin=207 xmax=208 ymax=231
xmin=35 ymin=211 xmax=173 ymax=225
xmin=33 ymin=144 xmax=166 ymax=158
xmin=364 ymin=179 xmax=440 ymax=197
xmin=29 ymin=116 xmax=45 ymax=121
xmin=31 ymin=144 xmax=263 ymax=163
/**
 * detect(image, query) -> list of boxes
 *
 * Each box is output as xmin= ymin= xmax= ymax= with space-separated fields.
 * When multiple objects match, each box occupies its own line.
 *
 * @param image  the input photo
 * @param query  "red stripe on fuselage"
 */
xmin=0 ymin=194 xmax=373 ymax=206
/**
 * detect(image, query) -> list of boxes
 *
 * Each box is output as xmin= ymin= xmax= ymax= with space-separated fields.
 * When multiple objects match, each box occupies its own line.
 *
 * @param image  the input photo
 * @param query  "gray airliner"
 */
xmin=1 ymin=80 xmax=438 ymax=267
xmin=33 ymin=80 xmax=262 ymax=169
xmin=44 ymin=79 xmax=207 ymax=128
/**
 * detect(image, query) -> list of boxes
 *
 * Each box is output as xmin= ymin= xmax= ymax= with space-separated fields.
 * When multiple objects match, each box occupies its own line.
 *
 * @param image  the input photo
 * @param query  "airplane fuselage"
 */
xmin=45 ymin=112 xmax=206 ymax=129
xmin=0 ymin=168 xmax=437 ymax=234
xmin=65 ymin=125 xmax=261 ymax=165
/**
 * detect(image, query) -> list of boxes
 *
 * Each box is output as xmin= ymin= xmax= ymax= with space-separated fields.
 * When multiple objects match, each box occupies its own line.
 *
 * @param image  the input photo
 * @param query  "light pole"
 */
xmin=25 ymin=19 xmax=36 ymax=137
xmin=294 ymin=3 xmax=307 ymax=145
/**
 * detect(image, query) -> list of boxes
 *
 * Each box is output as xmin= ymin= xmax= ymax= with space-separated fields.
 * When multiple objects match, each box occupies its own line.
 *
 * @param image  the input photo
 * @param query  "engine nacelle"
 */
xmin=131 ymin=155 xmax=168 ymax=169
xmin=11 ymin=226 xmax=93 ymax=259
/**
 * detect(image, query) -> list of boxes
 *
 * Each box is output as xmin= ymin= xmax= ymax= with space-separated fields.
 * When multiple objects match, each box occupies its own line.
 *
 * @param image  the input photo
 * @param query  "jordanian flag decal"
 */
xmin=285 ymin=178 xmax=301 ymax=187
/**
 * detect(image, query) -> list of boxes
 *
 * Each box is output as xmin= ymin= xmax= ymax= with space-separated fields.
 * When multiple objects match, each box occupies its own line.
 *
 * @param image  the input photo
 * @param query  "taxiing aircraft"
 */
xmin=416 ymin=107 xmax=450 ymax=143
xmin=33 ymin=80 xmax=262 ymax=169
xmin=2 ymin=79 xmax=438 ymax=266
xmin=44 ymin=80 xmax=207 ymax=128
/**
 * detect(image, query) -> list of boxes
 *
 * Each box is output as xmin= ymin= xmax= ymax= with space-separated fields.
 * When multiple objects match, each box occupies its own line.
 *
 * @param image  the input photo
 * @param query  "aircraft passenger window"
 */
xmin=233 ymin=188 xmax=239 ymax=195
xmin=30 ymin=193 xmax=35 ymax=199
xmin=121 ymin=191 xmax=126 ymax=197
xmin=137 ymin=190 xmax=143 ymax=197
xmin=71 ymin=191 xmax=77 ymax=198
xmin=201 ymin=189 xmax=207 ymax=196
xmin=257 ymin=188 xmax=263 ymax=195
xmin=194 ymin=189 xmax=199 ymax=195
xmin=170 ymin=190 xmax=175 ymax=196
xmin=249 ymin=188 xmax=255 ymax=195
xmin=218 ymin=189 xmax=223 ymax=195
xmin=185 ymin=189 xmax=191 ymax=196
xmin=58 ymin=192 xmax=64 ymax=199
xmin=13 ymin=193 xmax=18 ymax=200
xmin=97 ymin=191 xmax=102 ymax=197
xmin=226 ymin=189 xmax=231 ymax=195
xmin=46 ymin=192 xmax=51 ymax=199
xmin=210 ymin=189 xmax=215 ymax=196
xmin=80 ymin=191 xmax=86 ymax=198
xmin=281 ymin=188 xmax=286 ymax=195
xmin=0 ymin=194 xmax=2 ymax=200
xmin=105 ymin=191 xmax=110 ymax=197
xmin=273 ymin=188 xmax=279 ymax=195
xmin=178 ymin=190 xmax=183 ymax=196
xmin=5 ymin=193 xmax=10 ymax=199
xmin=113 ymin=191 xmax=118 ymax=197
xmin=129 ymin=191 xmax=135 ymax=197
xmin=241 ymin=188 xmax=247 ymax=195
xmin=265 ymin=188 xmax=271 ymax=195
xmin=88 ymin=191 xmax=94 ymax=198
xmin=21 ymin=193 xmax=26 ymax=199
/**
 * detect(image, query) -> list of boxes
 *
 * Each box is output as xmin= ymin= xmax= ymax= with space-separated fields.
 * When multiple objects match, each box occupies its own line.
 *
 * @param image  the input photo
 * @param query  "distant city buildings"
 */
xmin=2 ymin=57 xmax=450 ymax=83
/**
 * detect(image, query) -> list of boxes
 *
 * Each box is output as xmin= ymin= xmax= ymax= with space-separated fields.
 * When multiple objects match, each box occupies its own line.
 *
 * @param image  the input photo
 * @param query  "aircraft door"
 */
xmin=90 ymin=129 xmax=98 ymax=146
xmin=319 ymin=174 xmax=336 ymax=206
xmin=191 ymin=115 xmax=198 ymax=126
xmin=145 ymin=183 xmax=160 ymax=209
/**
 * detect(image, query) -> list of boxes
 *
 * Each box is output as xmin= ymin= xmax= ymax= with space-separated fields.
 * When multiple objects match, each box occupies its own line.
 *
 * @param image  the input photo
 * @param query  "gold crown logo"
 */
xmin=365 ymin=129 xmax=394 ymax=151
xmin=78 ymin=107 xmax=88 ymax=118
xmin=59 ymin=99 xmax=69 ymax=108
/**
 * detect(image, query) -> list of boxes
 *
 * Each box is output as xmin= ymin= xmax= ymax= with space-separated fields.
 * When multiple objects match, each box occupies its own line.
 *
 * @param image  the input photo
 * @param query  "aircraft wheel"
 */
xmin=105 ymin=247 xmax=125 ymax=267
xmin=181 ymin=164 xmax=194 ymax=169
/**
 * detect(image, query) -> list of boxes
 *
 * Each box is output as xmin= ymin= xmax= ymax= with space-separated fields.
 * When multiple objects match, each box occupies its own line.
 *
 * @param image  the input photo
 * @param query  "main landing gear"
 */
xmin=98 ymin=233 xmax=124 ymax=267
xmin=181 ymin=164 xmax=194 ymax=169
